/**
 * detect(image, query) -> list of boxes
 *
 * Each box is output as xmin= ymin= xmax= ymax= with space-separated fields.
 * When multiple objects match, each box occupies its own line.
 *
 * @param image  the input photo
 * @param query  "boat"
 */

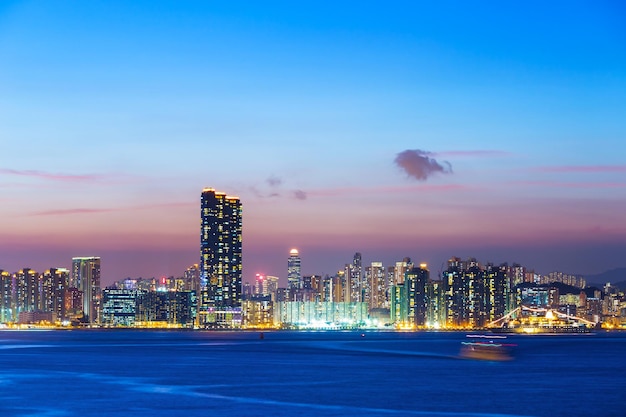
xmin=460 ymin=335 xmax=515 ymax=361
xmin=488 ymin=306 xmax=596 ymax=334
xmin=490 ymin=321 xmax=593 ymax=334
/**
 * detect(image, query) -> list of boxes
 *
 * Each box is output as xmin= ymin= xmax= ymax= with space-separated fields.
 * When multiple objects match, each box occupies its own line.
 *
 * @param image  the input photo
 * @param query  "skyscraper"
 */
xmin=443 ymin=257 xmax=466 ymax=328
xmin=200 ymin=188 xmax=242 ymax=327
xmin=366 ymin=262 xmax=385 ymax=309
xmin=349 ymin=252 xmax=363 ymax=303
xmin=0 ymin=270 xmax=12 ymax=322
xmin=15 ymin=268 xmax=39 ymax=315
xmin=42 ymin=268 xmax=69 ymax=322
xmin=406 ymin=263 xmax=429 ymax=327
xmin=71 ymin=257 xmax=101 ymax=324
xmin=287 ymin=248 xmax=301 ymax=293
xmin=393 ymin=257 xmax=413 ymax=286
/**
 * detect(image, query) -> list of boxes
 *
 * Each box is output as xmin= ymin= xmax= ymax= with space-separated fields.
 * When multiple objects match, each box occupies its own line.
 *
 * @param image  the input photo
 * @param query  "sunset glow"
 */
xmin=1 ymin=1 xmax=625 ymax=285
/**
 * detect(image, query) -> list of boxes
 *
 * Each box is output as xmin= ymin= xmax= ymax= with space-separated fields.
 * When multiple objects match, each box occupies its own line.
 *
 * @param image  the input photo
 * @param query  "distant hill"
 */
xmin=584 ymin=268 xmax=626 ymax=287
xmin=515 ymin=281 xmax=587 ymax=295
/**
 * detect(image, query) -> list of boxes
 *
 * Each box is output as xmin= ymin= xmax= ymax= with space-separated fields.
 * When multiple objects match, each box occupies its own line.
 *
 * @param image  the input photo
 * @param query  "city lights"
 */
xmin=0 ymin=189 xmax=624 ymax=331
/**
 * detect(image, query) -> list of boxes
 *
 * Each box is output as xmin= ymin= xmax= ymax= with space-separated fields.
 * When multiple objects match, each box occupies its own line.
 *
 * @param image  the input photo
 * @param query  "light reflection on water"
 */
xmin=0 ymin=330 xmax=624 ymax=417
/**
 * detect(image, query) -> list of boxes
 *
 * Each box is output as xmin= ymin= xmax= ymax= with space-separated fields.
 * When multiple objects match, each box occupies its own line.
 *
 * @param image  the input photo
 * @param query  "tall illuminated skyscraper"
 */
xmin=287 ymin=248 xmax=301 ymax=291
xmin=406 ymin=263 xmax=429 ymax=327
xmin=71 ymin=257 xmax=101 ymax=324
xmin=15 ymin=268 xmax=39 ymax=315
xmin=200 ymin=188 xmax=242 ymax=327
xmin=349 ymin=252 xmax=363 ymax=302
xmin=0 ymin=270 xmax=12 ymax=322
xmin=42 ymin=268 xmax=69 ymax=322
xmin=366 ymin=261 xmax=386 ymax=309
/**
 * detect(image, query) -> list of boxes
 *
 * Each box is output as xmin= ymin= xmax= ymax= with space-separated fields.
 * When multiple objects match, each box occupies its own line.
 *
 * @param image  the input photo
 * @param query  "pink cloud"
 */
xmin=31 ymin=208 xmax=116 ymax=216
xmin=394 ymin=149 xmax=452 ymax=181
xmin=306 ymin=183 xmax=471 ymax=197
xmin=293 ymin=190 xmax=307 ymax=200
xmin=27 ymin=201 xmax=195 ymax=217
xmin=0 ymin=168 xmax=102 ymax=182
xmin=432 ymin=150 xmax=514 ymax=158
xmin=511 ymin=180 xmax=626 ymax=189
xmin=535 ymin=165 xmax=626 ymax=173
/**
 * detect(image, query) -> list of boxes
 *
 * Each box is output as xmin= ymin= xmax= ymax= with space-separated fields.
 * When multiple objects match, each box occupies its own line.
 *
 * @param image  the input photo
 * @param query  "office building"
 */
xmin=287 ymin=248 xmax=301 ymax=293
xmin=101 ymin=288 xmax=142 ymax=327
xmin=255 ymin=274 xmax=279 ymax=300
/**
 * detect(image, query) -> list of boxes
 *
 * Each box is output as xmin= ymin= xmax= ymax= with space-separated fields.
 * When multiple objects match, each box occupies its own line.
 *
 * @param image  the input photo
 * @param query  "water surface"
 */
xmin=0 ymin=330 xmax=624 ymax=417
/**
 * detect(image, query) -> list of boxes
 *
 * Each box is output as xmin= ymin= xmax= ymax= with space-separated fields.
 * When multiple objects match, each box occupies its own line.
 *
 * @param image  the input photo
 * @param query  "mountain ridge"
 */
xmin=583 ymin=267 xmax=626 ymax=289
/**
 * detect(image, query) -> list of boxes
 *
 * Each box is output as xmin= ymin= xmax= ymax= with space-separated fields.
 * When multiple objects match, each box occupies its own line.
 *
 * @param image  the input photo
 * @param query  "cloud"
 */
xmin=249 ymin=185 xmax=281 ymax=198
xmin=394 ymin=149 xmax=452 ymax=181
xmin=293 ymin=190 xmax=307 ymax=200
xmin=247 ymin=175 xmax=306 ymax=200
xmin=432 ymin=150 xmax=513 ymax=158
xmin=30 ymin=208 xmax=115 ymax=216
xmin=27 ymin=201 xmax=195 ymax=217
xmin=306 ymin=183 xmax=471 ymax=197
xmin=266 ymin=175 xmax=282 ymax=187
xmin=535 ymin=165 xmax=626 ymax=173
xmin=0 ymin=168 xmax=101 ymax=182
xmin=511 ymin=180 xmax=626 ymax=189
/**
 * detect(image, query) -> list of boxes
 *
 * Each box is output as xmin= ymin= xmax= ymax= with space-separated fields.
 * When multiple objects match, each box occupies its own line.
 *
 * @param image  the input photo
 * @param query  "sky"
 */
xmin=1 ymin=1 xmax=625 ymax=286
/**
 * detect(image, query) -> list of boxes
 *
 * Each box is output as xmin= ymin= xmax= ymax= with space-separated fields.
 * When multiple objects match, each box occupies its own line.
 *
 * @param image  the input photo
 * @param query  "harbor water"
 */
xmin=0 ymin=330 xmax=624 ymax=417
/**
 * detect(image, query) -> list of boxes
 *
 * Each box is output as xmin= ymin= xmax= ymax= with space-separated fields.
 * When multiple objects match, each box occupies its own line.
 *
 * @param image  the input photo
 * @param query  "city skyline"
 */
xmin=1 ymin=2 xmax=625 ymax=285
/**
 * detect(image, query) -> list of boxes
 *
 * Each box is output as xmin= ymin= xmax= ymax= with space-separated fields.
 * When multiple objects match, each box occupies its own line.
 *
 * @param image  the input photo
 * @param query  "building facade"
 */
xmin=41 ymin=268 xmax=69 ymax=322
xmin=287 ymin=248 xmax=301 ymax=295
xmin=71 ymin=257 xmax=101 ymax=324
xmin=0 ymin=270 xmax=13 ymax=322
xmin=200 ymin=188 xmax=242 ymax=327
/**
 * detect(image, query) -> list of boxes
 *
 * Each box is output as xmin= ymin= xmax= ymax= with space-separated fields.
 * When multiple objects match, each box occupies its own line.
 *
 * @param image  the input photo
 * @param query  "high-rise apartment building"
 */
xmin=365 ymin=262 xmax=386 ymax=310
xmin=200 ymin=188 xmax=242 ymax=327
xmin=394 ymin=257 xmax=413 ymax=286
xmin=0 ymin=270 xmax=13 ymax=322
xmin=443 ymin=257 xmax=510 ymax=328
xmin=425 ymin=279 xmax=445 ymax=328
xmin=15 ymin=268 xmax=39 ymax=315
xmin=42 ymin=268 xmax=69 ymax=322
xmin=71 ymin=257 xmax=101 ymax=324
xmin=443 ymin=257 xmax=467 ymax=328
xmin=349 ymin=252 xmax=363 ymax=303
xmin=389 ymin=262 xmax=429 ymax=328
xmin=184 ymin=264 xmax=201 ymax=294
xmin=406 ymin=264 xmax=429 ymax=327
xmin=322 ymin=273 xmax=343 ymax=303
xmin=484 ymin=263 xmax=509 ymax=325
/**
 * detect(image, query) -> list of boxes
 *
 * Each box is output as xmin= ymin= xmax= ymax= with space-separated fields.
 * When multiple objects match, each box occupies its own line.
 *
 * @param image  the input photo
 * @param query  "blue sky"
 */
xmin=1 ymin=1 xmax=625 ymax=284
